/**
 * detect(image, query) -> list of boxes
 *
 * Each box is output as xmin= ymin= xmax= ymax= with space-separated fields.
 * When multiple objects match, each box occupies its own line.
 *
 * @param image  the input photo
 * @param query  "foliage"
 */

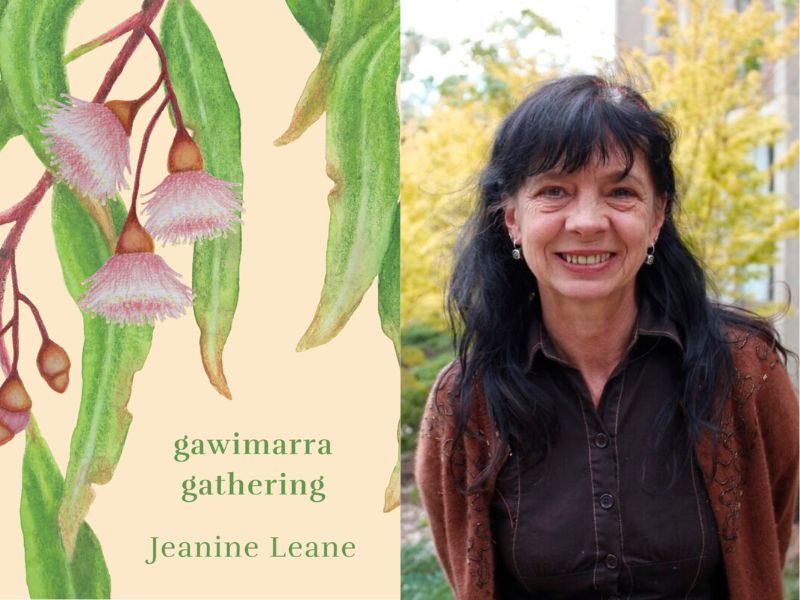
xmin=400 ymin=323 xmax=452 ymax=451
xmin=784 ymin=558 xmax=799 ymax=599
xmin=629 ymin=0 xmax=799 ymax=300
xmin=278 ymin=0 xmax=400 ymax=354
xmin=401 ymin=540 xmax=453 ymax=600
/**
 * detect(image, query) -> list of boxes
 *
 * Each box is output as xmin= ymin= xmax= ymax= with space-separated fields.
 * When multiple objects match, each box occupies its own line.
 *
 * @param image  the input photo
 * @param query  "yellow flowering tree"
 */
xmin=402 ymin=12 xmax=556 ymax=329
xmin=631 ymin=0 xmax=799 ymax=300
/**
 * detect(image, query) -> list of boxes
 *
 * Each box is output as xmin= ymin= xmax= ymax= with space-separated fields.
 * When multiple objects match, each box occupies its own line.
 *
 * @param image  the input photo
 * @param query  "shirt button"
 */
xmin=605 ymin=554 xmax=618 ymax=569
xmin=594 ymin=433 xmax=609 ymax=448
xmin=599 ymin=493 xmax=615 ymax=509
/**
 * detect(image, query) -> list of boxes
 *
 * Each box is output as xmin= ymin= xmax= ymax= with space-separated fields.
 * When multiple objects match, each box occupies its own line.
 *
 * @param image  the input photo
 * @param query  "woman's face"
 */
xmin=504 ymin=150 xmax=665 ymax=308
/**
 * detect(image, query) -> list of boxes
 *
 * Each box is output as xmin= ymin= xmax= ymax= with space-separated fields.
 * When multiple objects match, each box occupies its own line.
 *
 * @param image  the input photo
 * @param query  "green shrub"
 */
xmin=401 ymin=540 xmax=453 ymax=600
xmin=401 ymin=323 xmax=454 ymax=451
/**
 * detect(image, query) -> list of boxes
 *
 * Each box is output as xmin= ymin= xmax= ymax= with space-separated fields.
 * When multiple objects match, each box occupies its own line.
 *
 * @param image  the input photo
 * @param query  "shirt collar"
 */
xmin=525 ymin=297 xmax=684 ymax=370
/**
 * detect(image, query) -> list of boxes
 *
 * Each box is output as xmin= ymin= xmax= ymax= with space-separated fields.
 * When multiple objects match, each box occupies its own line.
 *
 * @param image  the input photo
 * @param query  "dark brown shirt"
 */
xmin=491 ymin=305 xmax=727 ymax=599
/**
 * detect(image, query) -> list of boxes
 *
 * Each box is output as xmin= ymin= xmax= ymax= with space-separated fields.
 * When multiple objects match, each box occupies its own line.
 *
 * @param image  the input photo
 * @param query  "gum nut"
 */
xmin=37 ymin=340 xmax=71 ymax=378
xmin=0 ymin=422 xmax=13 ymax=446
xmin=0 ymin=375 xmax=31 ymax=412
xmin=49 ymin=372 xmax=69 ymax=394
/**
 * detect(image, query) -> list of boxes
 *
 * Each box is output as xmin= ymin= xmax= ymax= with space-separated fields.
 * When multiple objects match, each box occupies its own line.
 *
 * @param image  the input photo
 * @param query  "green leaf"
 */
xmin=378 ymin=201 xmax=400 ymax=360
xmin=275 ymin=0 xmax=396 ymax=145
xmin=0 ymin=82 xmax=23 ymax=152
xmin=52 ymin=183 xmax=154 ymax=556
xmin=0 ymin=0 xmax=22 ymax=152
xmin=297 ymin=5 xmax=400 ymax=350
xmin=285 ymin=0 xmax=333 ymax=52
xmin=0 ymin=0 xmax=81 ymax=166
xmin=21 ymin=416 xmax=110 ymax=599
xmin=161 ymin=0 xmax=242 ymax=399
xmin=382 ymin=419 xmax=400 ymax=512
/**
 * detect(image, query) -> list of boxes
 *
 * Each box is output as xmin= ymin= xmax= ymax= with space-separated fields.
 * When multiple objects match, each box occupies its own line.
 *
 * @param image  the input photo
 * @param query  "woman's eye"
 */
xmin=539 ymin=186 xmax=565 ymax=198
xmin=609 ymin=188 xmax=636 ymax=198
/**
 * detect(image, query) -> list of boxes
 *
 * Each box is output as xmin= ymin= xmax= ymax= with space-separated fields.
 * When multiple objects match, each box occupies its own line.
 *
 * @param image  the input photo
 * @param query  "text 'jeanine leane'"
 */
xmin=174 ymin=434 xmax=332 ymax=504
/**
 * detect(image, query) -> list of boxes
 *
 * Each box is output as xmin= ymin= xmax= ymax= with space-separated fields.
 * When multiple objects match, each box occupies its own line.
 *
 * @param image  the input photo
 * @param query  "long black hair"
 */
xmin=447 ymin=75 xmax=790 ymax=490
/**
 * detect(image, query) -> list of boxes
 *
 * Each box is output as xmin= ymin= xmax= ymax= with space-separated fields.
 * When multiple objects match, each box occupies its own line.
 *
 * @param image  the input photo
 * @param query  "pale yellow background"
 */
xmin=0 ymin=2 xmax=399 ymax=598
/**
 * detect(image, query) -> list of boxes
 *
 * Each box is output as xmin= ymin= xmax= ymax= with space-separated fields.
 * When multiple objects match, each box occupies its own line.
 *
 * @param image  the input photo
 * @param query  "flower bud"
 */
xmin=105 ymin=99 xmax=141 ymax=137
xmin=116 ymin=212 xmax=155 ymax=255
xmin=37 ymin=339 xmax=71 ymax=393
xmin=0 ymin=374 xmax=32 ymax=413
xmin=167 ymin=129 xmax=204 ymax=173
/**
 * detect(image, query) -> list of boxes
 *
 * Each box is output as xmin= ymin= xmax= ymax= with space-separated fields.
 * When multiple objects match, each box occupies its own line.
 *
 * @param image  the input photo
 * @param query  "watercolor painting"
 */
xmin=0 ymin=0 xmax=400 ymax=597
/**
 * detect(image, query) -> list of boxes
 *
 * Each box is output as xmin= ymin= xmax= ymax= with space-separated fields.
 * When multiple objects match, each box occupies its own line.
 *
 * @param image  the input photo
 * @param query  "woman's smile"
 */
xmin=556 ymin=251 xmax=614 ymax=268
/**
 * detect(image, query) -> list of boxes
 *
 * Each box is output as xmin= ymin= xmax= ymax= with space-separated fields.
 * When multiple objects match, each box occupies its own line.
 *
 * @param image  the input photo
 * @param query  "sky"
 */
xmin=402 ymin=0 xmax=617 ymax=104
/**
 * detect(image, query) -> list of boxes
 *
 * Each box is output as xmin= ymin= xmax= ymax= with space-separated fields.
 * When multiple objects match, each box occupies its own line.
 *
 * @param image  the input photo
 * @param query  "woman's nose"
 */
xmin=564 ymin=192 xmax=608 ymax=236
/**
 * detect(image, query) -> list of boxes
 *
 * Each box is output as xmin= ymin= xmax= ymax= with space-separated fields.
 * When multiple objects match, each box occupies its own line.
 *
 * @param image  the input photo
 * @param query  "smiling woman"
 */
xmin=415 ymin=75 xmax=799 ymax=600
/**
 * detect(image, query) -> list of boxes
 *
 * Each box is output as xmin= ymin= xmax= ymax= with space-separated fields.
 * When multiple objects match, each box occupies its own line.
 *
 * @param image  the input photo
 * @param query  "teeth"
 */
xmin=562 ymin=253 xmax=611 ymax=265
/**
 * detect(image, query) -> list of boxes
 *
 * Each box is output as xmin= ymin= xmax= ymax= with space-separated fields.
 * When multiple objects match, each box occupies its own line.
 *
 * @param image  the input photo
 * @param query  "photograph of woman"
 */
xmin=414 ymin=74 xmax=798 ymax=599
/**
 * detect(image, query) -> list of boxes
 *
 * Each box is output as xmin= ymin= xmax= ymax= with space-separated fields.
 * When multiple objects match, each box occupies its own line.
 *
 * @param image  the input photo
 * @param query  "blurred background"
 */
xmin=399 ymin=1 xmax=799 ymax=597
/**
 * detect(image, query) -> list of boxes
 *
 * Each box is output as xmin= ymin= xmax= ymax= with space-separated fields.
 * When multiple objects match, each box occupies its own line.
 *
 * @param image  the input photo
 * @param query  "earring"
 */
xmin=509 ymin=232 xmax=522 ymax=260
xmin=645 ymin=244 xmax=655 ymax=266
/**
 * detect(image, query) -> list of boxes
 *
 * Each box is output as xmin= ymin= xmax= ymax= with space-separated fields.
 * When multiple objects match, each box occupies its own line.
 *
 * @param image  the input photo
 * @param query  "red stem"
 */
xmin=142 ymin=26 xmax=186 ymax=132
xmin=135 ymin=73 xmax=164 ymax=108
xmin=92 ymin=0 xmax=166 ymax=103
xmin=10 ymin=262 xmax=20 ymax=373
xmin=130 ymin=96 xmax=169 ymax=212
xmin=18 ymin=293 xmax=49 ymax=341
xmin=65 ymin=11 xmax=143 ymax=63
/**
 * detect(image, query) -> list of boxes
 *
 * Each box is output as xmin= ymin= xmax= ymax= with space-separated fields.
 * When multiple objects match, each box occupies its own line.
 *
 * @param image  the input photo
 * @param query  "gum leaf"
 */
xmin=378 ymin=201 xmax=400 ymax=359
xmin=0 ymin=73 xmax=22 ymax=152
xmin=275 ymin=0 xmax=396 ymax=145
xmin=382 ymin=419 xmax=401 ymax=512
xmin=161 ymin=0 xmax=242 ymax=399
xmin=297 ymin=5 xmax=399 ymax=350
xmin=285 ymin=0 xmax=332 ymax=52
xmin=0 ymin=0 xmax=79 ymax=166
xmin=0 ymin=1 xmax=21 ymax=151
xmin=22 ymin=416 xmax=110 ymax=599
xmin=53 ymin=183 xmax=154 ymax=557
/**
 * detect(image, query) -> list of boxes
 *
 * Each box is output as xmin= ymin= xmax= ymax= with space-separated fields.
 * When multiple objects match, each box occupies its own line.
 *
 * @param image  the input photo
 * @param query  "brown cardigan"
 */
xmin=416 ymin=331 xmax=799 ymax=599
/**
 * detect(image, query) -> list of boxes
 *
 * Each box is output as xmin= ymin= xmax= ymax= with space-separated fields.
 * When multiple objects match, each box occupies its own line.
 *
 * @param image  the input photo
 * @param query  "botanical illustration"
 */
xmin=279 ymin=0 xmax=401 ymax=510
xmin=0 ymin=0 xmax=242 ymax=595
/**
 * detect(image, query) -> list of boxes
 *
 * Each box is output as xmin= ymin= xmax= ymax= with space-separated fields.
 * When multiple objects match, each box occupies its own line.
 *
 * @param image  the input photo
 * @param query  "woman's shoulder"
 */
xmin=418 ymin=360 xmax=461 ymax=440
xmin=722 ymin=323 xmax=793 ymax=381
xmin=721 ymin=323 xmax=797 ymax=429
xmin=419 ymin=360 xmax=489 ymax=439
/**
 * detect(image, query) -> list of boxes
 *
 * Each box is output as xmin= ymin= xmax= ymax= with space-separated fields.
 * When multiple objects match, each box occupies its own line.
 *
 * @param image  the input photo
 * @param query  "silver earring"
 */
xmin=645 ymin=244 xmax=655 ymax=266
xmin=509 ymin=232 xmax=522 ymax=260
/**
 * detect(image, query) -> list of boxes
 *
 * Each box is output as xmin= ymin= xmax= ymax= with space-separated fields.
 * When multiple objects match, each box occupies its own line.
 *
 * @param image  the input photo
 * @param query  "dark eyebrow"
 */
xmin=610 ymin=170 xmax=645 ymax=186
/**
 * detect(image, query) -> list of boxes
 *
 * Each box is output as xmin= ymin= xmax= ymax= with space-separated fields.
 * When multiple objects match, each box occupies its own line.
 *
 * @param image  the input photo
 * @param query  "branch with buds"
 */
xmin=0 ymin=0 xmax=240 ymax=445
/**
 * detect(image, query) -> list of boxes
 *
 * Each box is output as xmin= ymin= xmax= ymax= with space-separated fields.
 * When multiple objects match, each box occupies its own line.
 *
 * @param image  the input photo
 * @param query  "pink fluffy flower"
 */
xmin=78 ymin=253 xmax=193 ymax=325
xmin=143 ymin=170 xmax=241 ymax=243
xmin=41 ymin=96 xmax=130 ymax=202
